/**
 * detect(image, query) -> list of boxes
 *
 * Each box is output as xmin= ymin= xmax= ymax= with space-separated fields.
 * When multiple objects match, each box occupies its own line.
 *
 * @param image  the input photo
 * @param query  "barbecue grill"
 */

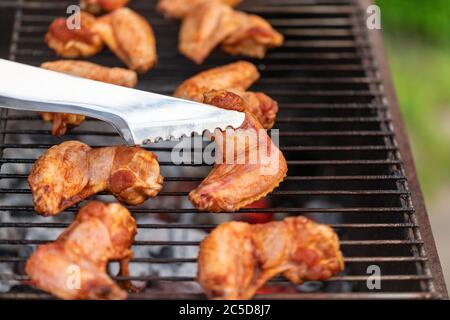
xmin=0 ymin=0 xmax=447 ymax=300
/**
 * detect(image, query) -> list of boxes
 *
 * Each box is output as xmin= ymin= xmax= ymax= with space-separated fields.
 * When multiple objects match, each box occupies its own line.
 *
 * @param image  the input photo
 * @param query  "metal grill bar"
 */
xmin=0 ymin=292 xmax=437 ymax=300
xmin=0 ymin=0 xmax=446 ymax=300
xmin=0 ymin=256 xmax=428 ymax=263
xmin=0 ymin=274 xmax=434 ymax=282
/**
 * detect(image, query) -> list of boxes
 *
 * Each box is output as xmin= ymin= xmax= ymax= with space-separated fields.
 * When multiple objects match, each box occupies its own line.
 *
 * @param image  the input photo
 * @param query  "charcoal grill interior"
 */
xmin=0 ymin=0 xmax=447 ymax=299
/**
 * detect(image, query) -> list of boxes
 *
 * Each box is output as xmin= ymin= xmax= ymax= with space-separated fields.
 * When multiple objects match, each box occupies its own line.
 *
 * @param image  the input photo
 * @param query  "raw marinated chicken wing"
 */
xmin=174 ymin=61 xmax=278 ymax=129
xmin=26 ymin=201 xmax=137 ymax=300
xmin=28 ymin=141 xmax=163 ymax=216
xmin=178 ymin=1 xmax=237 ymax=64
xmin=40 ymin=60 xmax=138 ymax=135
xmin=93 ymin=8 xmax=157 ymax=73
xmin=222 ymin=11 xmax=284 ymax=58
xmin=41 ymin=60 xmax=138 ymax=88
xmin=174 ymin=1 xmax=282 ymax=62
xmin=198 ymin=216 xmax=344 ymax=299
xmin=40 ymin=112 xmax=86 ymax=137
xmin=188 ymin=90 xmax=287 ymax=212
xmin=174 ymin=61 xmax=259 ymax=102
xmin=45 ymin=12 xmax=103 ymax=58
xmin=157 ymin=0 xmax=241 ymax=19
xmin=80 ymin=0 xmax=130 ymax=14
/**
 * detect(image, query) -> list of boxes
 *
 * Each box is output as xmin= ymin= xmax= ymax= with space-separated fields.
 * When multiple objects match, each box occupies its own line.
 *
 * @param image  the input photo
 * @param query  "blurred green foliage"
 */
xmin=377 ymin=1 xmax=450 ymax=200
xmin=386 ymin=39 xmax=450 ymax=195
xmin=377 ymin=0 xmax=450 ymax=46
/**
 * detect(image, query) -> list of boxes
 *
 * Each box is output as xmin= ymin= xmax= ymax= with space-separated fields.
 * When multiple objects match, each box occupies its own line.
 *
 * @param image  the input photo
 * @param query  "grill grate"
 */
xmin=0 ymin=0 xmax=447 ymax=299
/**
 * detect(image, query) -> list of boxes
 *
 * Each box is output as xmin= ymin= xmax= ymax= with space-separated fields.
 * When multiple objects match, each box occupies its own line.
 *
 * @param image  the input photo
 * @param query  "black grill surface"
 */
xmin=0 ymin=0 xmax=447 ymax=299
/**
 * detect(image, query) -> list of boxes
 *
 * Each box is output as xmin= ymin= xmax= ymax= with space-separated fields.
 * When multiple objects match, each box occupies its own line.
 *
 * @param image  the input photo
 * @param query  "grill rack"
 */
xmin=0 ymin=0 xmax=447 ymax=299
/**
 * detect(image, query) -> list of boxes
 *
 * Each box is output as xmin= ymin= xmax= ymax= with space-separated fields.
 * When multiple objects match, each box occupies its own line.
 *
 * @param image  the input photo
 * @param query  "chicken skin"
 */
xmin=45 ymin=12 xmax=103 ymax=58
xmin=93 ymin=8 xmax=157 ymax=73
xmin=40 ymin=60 xmax=138 ymax=136
xmin=80 ymin=0 xmax=130 ymax=14
xmin=157 ymin=0 xmax=241 ymax=19
xmin=198 ymin=216 xmax=344 ymax=300
xmin=221 ymin=11 xmax=284 ymax=59
xmin=189 ymin=90 xmax=287 ymax=212
xmin=174 ymin=61 xmax=278 ymax=129
xmin=28 ymin=141 xmax=163 ymax=216
xmin=179 ymin=1 xmax=237 ymax=64
xmin=26 ymin=201 xmax=137 ymax=300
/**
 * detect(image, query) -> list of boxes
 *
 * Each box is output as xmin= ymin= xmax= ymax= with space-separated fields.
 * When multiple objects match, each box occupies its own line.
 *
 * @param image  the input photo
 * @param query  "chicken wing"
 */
xmin=28 ymin=141 xmax=164 ymax=216
xmin=80 ymin=0 xmax=130 ymax=14
xmin=174 ymin=61 xmax=259 ymax=102
xmin=40 ymin=60 xmax=138 ymax=136
xmin=41 ymin=60 xmax=138 ymax=87
xmin=174 ymin=61 xmax=278 ymax=129
xmin=179 ymin=1 xmax=237 ymax=64
xmin=221 ymin=11 xmax=284 ymax=59
xmin=157 ymin=0 xmax=241 ymax=19
xmin=40 ymin=113 xmax=86 ymax=137
xmin=26 ymin=201 xmax=137 ymax=300
xmin=45 ymin=12 xmax=103 ymax=58
xmin=188 ymin=90 xmax=287 ymax=212
xmin=93 ymin=8 xmax=157 ymax=73
xmin=198 ymin=216 xmax=344 ymax=300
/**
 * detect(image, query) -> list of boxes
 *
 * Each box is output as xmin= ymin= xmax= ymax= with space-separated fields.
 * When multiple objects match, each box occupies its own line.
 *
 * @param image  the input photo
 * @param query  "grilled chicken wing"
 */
xmin=28 ymin=141 xmax=163 ymax=216
xmin=45 ymin=12 xmax=103 ymax=58
xmin=26 ymin=201 xmax=137 ymax=300
xmin=40 ymin=60 xmax=137 ymax=136
xmin=221 ymin=11 xmax=284 ymax=58
xmin=157 ymin=0 xmax=241 ymax=19
xmin=93 ymin=8 xmax=157 ymax=73
xmin=174 ymin=61 xmax=278 ymax=129
xmin=179 ymin=1 xmax=237 ymax=64
xmin=198 ymin=216 xmax=344 ymax=300
xmin=189 ymin=90 xmax=287 ymax=212
xmin=80 ymin=0 xmax=130 ymax=14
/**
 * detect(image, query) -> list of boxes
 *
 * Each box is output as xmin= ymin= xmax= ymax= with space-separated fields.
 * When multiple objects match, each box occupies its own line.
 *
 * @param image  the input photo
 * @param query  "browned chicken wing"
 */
xmin=45 ymin=12 xmax=103 ymax=58
xmin=28 ymin=141 xmax=163 ymax=216
xmin=80 ymin=0 xmax=130 ymax=14
xmin=188 ymin=90 xmax=287 ymax=212
xmin=40 ymin=60 xmax=138 ymax=136
xmin=179 ymin=1 xmax=237 ymax=64
xmin=174 ymin=61 xmax=278 ymax=129
xmin=26 ymin=201 xmax=137 ymax=300
xmin=93 ymin=8 xmax=157 ymax=73
xmin=198 ymin=216 xmax=344 ymax=300
xmin=157 ymin=0 xmax=241 ymax=19
xmin=221 ymin=11 xmax=284 ymax=58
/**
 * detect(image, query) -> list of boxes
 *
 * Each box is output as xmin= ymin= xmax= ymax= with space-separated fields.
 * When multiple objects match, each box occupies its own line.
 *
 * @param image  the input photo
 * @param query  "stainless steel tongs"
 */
xmin=0 ymin=59 xmax=245 ymax=145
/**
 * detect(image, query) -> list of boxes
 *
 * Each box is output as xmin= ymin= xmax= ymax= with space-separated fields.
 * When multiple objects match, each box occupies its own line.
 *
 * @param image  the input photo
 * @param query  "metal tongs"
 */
xmin=0 ymin=59 xmax=245 ymax=145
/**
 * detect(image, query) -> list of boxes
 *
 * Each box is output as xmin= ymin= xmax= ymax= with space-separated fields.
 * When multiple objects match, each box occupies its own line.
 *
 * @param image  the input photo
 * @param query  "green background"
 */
xmin=378 ymin=0 xmax=450 ymax=201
